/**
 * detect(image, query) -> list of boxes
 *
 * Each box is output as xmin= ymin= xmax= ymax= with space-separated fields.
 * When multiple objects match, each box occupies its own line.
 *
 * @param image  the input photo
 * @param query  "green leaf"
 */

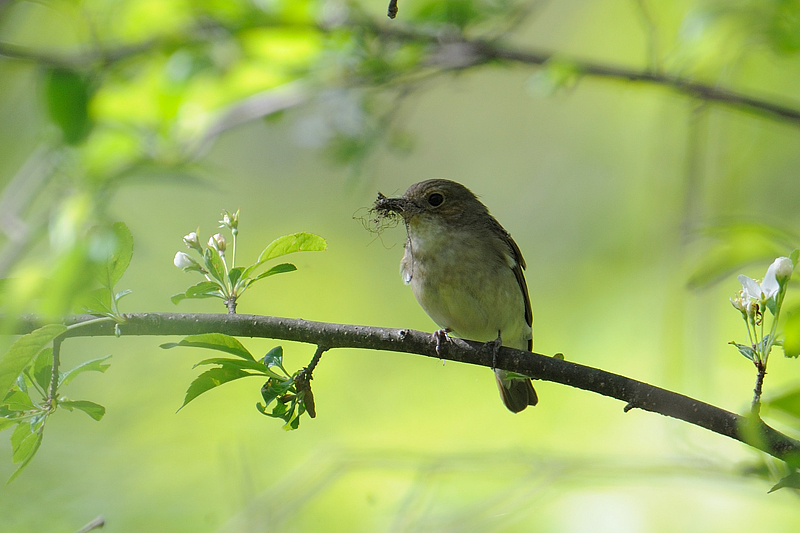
xmin=8 ymin=422 xmax=43 ymax=482
xmin=78 ymin=287 xmax=114 ymax=315
xmin=783 ymin=311 xmax=800 ymax=358
xmin=43 ymin=68 xmax=93 ymax=145
xmin=259 ymin=377 xmax=294 ymax=406
xmin=32 ymin=348 xmax=53 ymax=392
xmin=729 ymin=342 xmax=756 ymax=361
xmin=95 ymin=222 xmax=134 ymax=289
xmin=0 ymin=324 xmax=67 ymax=398
xmin=59 ymin=355 xmax=112 ymax=387
xmin=171 ymin=281 xmax=224 ymax=304
xmin=115 ymin=289 xmax=133 ymax=302
xmin=769 ymin=472 xmax=800 ymax=493
xmin=768 ymin=388 xmax=800 ymax=421
xmin=59 ymin=400 xmax=105 ymax=421
xmin=160 ymin=333 xmax=255 ymax=361
xmin=528 ymin=58 xmax=582 ymax=96
xmin=252 ymin=263 xmax=297 ymax=282
xmin=256 ymin=232 xmax=327 ymax=264
xmin=180 ymin=367 xmax=253 ymax=410
xmin=685 ymin=222 xmax=796 ymax=290
xmin=229 ymin=267 xmax=244 ymax=288
xmin=262 ymin=346 xmax=284 ymax=369
xmin=193 ymin=357 xmax=281 ymax=377
xmin=791 ymin=249 xmax=800 ymax=267
xmin=170 ymin=293 xmax=187 ymax=305
xmin=413 ymin=0 xmax=481 ymax=28
xmin=767 ymin=297 xmax=778 ymax=316
xmin=204 ymin=248 xmax=227 ymax=286
xmin=186 ymin=281 xmax=223 ymax=298
xmin=2 ymin=390 xmax=35 ymax=410
xmin=0 ymin=417 xmax=16 ymax=433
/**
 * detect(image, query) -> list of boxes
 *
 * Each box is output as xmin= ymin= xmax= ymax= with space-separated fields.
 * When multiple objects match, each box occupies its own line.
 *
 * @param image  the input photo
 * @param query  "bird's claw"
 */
xmin=486 ymin=331 xmax=503 ymax=370
xmin=433 ymin=328 xmax=451 ymax=356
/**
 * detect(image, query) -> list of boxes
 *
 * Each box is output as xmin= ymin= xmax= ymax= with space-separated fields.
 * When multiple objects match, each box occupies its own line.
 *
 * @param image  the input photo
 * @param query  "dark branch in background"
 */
xmin=15 ymin=312 xmax=800 ymax=464
xmin=492 ymin=48 xmax=800 ymax=124
xmin=2 ymin=18 xmax=800 ymax=127
xmin=366 ymin=23 xmax=800 ymax=126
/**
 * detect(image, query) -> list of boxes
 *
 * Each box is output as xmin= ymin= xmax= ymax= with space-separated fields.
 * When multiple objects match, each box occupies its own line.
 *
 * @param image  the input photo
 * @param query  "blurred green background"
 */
xmin=2 ymin=0 xmax=800 ymax=531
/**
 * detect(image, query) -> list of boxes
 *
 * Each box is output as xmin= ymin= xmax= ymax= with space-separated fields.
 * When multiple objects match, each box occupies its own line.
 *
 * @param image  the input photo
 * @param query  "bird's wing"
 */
xmin=490 ymin=219 xmax=532 ymax=351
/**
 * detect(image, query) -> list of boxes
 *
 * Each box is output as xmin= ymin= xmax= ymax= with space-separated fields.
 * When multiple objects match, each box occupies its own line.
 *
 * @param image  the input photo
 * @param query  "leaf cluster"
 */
xmin=0 ymin=326 xmax=111 ymax=481
xmin=172 ymin=211 xmax=326 ymax=312
xmin=161 ymin=333 xmax=312 ymax=430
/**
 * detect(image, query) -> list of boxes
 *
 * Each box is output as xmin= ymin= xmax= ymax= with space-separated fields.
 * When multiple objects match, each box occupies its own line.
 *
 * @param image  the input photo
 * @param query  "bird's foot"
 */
xmin=486 ymin=331 xmax=503 ymax=370
xmin=433 ymin=328 xmax=451 ymax=357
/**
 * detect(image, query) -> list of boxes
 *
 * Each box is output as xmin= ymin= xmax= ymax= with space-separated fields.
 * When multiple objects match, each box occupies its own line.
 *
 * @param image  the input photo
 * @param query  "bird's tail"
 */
xmin=495 ymin=369 xmax=538 ymax=413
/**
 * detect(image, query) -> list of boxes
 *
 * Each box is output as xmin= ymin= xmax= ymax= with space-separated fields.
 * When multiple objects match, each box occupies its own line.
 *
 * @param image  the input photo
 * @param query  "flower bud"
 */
xmin=772 ymin=256 xmax=793 ymax=285
xmin=219 ymin=209 xmax=239 ymax=232
xmin=174 ymin=251 xmax=195 ymax=269
xmin=183 ymin=231 xmax=202 ymax=252
xmin=209 ymin=233 xmax=226 ymax=253
xmin=730 ymin=293 xmax=746 ymax=315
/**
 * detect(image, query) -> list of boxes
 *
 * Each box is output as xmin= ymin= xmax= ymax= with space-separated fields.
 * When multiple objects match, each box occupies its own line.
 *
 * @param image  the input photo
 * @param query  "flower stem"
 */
xmin=232 ymin=232 xmax=237 ymax=269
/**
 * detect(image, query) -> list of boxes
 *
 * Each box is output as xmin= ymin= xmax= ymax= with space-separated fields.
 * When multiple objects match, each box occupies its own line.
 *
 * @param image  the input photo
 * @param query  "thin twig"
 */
xmin=13 ymin=312 xmax=800 ymax=464
xmin=73 ymin=516 xmax=105 ymax=533
xmin=305 ymin=345 xmax=328 ymax=376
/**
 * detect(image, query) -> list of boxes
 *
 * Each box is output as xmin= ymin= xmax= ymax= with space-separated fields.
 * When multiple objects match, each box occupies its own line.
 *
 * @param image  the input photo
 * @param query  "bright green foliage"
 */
xmin=0 ymin=325 xmax=67 ymax=399
xmin=0 ymin=341 xmax=112 ymax=481
xmin=767 ymin=388 xmax=800 ymax=421
xmin=161 ymin=333 xmax=255 ymax=361
xmin=783 ymin=312 xmax=800 ymax=358
xmin=78 ymin=222 xmax=135 ymax=321
xmin=8 ymin=422 xmax=43 ymax=483
xmin=59 ymin=400 xmax=106 ymax=421
xmin=770 ymin=472 xmax=800 ymax=493
xmin=4 ymin=0 xmax=800 ymax=521
xmin=162 ymin=335 xmax=312 ymax=429
xmin=0 ymin=220 xmax=132 ymax=481
xmin=43 ymin=68 xmax=93 ymax=145
xmin=172 ymin=209 xmax=327 ymax=311
xmin=59 ymin=355 xmax=112 ymax=387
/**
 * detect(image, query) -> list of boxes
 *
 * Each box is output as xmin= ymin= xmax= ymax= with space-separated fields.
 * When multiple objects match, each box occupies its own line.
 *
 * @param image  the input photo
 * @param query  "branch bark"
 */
xmin=14 ymin=312 xmax=800 ymax=464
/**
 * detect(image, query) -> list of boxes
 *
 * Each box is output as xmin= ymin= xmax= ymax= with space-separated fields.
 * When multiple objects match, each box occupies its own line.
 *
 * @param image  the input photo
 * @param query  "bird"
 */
xmin=375 ymin=179 xmax=537 ymax=412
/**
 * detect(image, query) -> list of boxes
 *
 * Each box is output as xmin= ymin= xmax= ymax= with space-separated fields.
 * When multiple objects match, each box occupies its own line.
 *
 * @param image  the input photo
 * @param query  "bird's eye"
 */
xmin=428 ymin=193 xmax=444 ymax=207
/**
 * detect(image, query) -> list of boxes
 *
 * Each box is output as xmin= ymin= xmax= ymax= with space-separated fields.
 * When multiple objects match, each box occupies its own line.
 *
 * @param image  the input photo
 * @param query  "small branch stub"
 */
xmin=387 ymin=0 xmax=398 ymax=19
xmin=293 ymin=345 xmax=327 ymax=418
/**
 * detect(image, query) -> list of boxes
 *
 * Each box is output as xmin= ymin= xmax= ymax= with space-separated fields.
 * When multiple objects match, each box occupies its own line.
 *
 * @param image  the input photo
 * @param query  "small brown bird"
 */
xmin=376 ymin=179 xmax=537 ymax=412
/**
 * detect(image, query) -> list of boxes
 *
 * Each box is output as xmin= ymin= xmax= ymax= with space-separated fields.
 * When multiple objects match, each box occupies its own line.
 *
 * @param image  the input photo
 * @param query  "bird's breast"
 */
xmin=400 ymin=223 xmax=530 ymax=350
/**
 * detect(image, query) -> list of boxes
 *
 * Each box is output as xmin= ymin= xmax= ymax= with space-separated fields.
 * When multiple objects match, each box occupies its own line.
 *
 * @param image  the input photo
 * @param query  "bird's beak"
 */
xmin=374 ymin=192 xmax=414 ymax=219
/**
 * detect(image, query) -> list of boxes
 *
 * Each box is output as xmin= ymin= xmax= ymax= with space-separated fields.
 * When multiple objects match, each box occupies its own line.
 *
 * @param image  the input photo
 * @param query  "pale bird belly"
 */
xmin=409 ymin=255 xmax=530 ymax=351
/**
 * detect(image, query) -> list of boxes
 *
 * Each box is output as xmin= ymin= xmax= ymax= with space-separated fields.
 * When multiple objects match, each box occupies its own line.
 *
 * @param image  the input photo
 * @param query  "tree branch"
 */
xmin=368 ymin=23 xmax=800 ymax=125
xmin=3 ymin=18 xmax=800 ymax=127
xmin=13 ymin=312 xmax=800 ymax=464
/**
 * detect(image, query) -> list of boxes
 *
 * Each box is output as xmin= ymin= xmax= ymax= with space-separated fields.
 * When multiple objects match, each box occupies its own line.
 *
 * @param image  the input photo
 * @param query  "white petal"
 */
xmin=174 ymin=251 xmax=193 ymax=269
xmin=762 ymin=264 xmax=780 ymax=298
xmin=738 ymin=275 xmax=762 ymax=300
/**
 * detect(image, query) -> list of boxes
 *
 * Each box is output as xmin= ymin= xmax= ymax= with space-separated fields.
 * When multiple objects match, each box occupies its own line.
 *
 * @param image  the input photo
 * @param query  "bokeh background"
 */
xmin=2 ymin=0 xmax=800 ymax=531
